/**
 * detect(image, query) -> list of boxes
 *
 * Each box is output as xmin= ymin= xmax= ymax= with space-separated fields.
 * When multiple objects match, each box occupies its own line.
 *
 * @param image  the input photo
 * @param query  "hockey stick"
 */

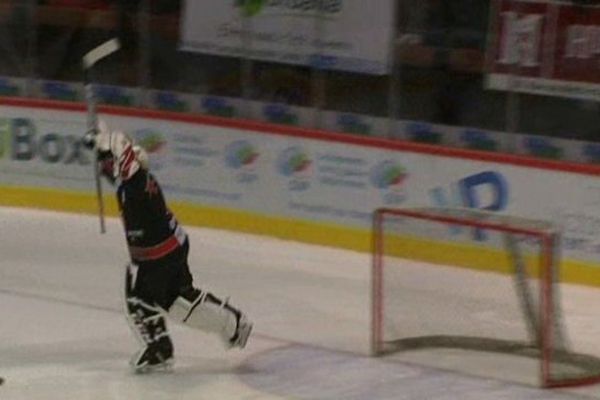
xmin=82 ymin=38 xmax=121 ymax=234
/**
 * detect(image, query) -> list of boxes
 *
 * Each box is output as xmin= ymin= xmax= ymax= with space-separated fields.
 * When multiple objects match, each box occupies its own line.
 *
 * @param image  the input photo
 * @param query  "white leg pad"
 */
xmin=168 ymin=292 xmax=238 ymax=346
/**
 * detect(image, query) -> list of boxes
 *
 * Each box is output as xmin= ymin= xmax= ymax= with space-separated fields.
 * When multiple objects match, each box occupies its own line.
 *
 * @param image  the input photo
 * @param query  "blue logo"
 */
xmin=460 ymin=129 xmax=498 ymax=152
xmin=96 ymin=84 xmax=135 ymax=106
xmin=264 ymin=104 xmax=298 ymax=125
xmin=337 ymin=114 xmax=370 ymax=135
xmin=405 ymin=122 xmax=442 ymax=144
xmin=201 ymin=96 xmax=236 ymax=118
xmin=154 ymin=91 xmax=189 ymax=112
xmin=430 ymin=171 xmax=508 ymax=240
xmin=523 ymin=136 xmax=562 ymax=160
xmin=41 ymin=81 xmax=79 ymax=102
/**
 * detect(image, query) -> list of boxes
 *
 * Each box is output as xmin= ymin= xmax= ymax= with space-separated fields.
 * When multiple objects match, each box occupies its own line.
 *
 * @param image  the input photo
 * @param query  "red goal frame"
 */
xmin=371 ymin=207 xmax=600 ymax=389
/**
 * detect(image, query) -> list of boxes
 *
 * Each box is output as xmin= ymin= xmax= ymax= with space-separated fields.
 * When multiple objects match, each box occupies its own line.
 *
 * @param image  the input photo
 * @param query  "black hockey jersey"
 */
xmin=116 ymin=168 xmax=187 ymax=263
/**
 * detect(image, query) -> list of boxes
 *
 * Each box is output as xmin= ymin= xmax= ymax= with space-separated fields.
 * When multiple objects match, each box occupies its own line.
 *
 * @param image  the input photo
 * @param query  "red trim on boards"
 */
xmin=2 ymin=96 xmax=600 ymax=176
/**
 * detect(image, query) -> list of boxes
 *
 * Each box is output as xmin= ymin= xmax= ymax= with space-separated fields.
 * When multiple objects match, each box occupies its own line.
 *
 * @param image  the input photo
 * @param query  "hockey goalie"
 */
xmin=84 ymin=120 xmax=253 ymax=373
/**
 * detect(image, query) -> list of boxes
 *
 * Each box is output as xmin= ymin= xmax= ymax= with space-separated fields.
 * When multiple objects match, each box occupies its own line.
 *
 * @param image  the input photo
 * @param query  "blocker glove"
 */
xmin=82 ymin=119 xmax=111 ymax=150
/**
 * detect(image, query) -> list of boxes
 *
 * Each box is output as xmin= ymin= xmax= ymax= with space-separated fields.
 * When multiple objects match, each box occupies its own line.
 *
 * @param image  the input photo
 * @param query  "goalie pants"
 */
xmin=126 ymin=239 xmax=194 ymax=312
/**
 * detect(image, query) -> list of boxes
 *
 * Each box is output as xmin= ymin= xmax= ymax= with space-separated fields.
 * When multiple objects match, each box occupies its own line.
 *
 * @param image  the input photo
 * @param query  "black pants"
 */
xmin=126 ymin=239 xmax=195 ymax=311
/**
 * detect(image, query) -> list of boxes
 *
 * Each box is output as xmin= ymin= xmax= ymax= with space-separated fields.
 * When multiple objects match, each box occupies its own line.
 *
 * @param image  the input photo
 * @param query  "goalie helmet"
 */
xmin=94 ymin=119 xmax=141 ymax=183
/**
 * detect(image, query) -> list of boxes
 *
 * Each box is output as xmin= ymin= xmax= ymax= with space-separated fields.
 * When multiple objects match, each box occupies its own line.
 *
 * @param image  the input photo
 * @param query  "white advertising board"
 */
xmin=179 ymin=0 xmax=395 ymax=75
xmin=2 ymin=104 xmax=600 ymax=265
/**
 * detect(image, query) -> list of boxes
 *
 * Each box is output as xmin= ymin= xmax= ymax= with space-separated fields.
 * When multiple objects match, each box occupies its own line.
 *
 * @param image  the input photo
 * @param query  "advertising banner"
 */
xmin=179 ymin=0 xmax=395 ymax=75
xmin=486 ymin=0 xmax=600 ymax=100
xmin=3 ymin=103 xmax=600 ymax=265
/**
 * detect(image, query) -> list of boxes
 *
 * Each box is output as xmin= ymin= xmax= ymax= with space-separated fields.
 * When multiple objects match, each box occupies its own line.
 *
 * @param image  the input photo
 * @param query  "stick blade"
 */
xmin=83 ymin=38 xmax=121 ymax=69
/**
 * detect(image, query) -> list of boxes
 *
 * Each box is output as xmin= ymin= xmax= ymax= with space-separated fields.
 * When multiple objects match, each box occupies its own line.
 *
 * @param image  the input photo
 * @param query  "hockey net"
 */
xmin=371 ymin=207 xmax=600 ymax=388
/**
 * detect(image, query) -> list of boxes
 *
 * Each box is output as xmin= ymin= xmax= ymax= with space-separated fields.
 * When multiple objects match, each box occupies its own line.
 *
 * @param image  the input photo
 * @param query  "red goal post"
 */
xmin=371 ymin=207 xmax=600 ymax=388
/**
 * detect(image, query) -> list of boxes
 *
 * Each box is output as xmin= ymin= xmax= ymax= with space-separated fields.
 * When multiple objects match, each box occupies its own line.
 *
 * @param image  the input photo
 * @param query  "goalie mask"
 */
xmin=94 ymin=119 xmax=141 ymax=183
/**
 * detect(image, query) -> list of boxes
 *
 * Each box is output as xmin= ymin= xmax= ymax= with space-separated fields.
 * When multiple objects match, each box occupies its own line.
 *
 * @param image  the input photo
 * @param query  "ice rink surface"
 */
xmin=2 ymin=206 xmax=600 ymax=400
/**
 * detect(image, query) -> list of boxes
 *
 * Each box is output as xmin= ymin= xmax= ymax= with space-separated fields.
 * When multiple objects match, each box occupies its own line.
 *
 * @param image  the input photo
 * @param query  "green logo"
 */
xmin=235 ymin=0 xmax=264 ymax=17
xmin=0 ymin=119 xmax=9 ymax=159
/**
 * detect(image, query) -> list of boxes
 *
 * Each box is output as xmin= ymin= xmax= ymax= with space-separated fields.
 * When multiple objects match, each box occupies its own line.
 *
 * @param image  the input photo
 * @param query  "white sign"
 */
xmin=179 ymin=0 xmax=395 ymax=75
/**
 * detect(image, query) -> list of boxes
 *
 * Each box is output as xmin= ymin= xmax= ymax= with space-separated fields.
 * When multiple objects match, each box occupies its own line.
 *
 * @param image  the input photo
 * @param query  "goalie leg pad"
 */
xmin=126 ymin=297 xmax=174 ymax=372
xmin=125 ymin=264 xmax=174 ymax=372
xmin=168 ymin=287 xmax=252 ymax=349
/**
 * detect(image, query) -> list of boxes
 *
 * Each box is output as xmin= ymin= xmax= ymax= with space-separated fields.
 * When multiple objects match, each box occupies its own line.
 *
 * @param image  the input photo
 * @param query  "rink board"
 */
xmin=2 ymin=97 xmax=600 ymax=287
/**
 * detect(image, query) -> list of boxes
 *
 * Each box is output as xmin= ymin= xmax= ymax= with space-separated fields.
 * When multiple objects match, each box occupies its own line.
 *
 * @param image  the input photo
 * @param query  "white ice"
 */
xmin=1 ymin=206 xmax=600 ymax=400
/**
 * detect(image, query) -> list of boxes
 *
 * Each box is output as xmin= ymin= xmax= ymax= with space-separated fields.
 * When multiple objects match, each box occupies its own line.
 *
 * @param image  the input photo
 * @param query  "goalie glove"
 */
xmin=88 ymin=119 xmax=141 ymax=182
xmin=82 ymin=130 xmax=96 ymax=150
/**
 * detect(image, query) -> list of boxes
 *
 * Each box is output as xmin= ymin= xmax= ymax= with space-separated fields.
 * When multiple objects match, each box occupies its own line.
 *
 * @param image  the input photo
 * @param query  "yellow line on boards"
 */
xmin=2 ymin=186 xmax=600 ymax=288
xmin=0 ymin=185 xmax=370 ymax=251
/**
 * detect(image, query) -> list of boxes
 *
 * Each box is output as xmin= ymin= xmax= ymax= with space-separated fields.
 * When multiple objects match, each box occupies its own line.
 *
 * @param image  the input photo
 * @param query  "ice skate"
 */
xmin=228 ymin=313 xmax=253 ymax=349
xmin=130 ymin=338 xmax=174 ymax=374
